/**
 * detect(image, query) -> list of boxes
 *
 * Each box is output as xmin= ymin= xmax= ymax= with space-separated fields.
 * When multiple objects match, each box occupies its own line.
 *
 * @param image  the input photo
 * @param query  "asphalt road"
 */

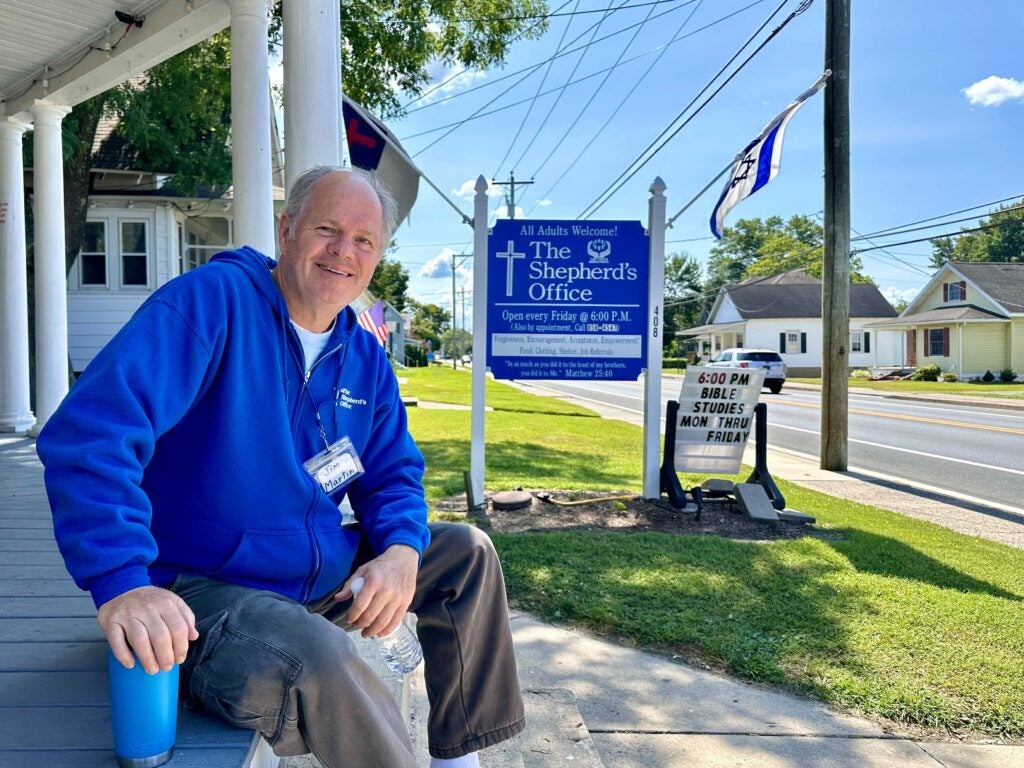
xmin=517 ymin=377 xmax=1024 ymax=515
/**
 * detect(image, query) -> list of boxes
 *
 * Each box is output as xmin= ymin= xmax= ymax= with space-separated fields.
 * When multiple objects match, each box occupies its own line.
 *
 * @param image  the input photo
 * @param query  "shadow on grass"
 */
xmin=828 ymin=528 xmax=1021 ymax=601
xmin=492 ymin=530 xmax=859 ymax=690
xmin=419 ymin=437 xmax=637 ymax=497
xmin=488 ymin=405 xmax=600 ymax=418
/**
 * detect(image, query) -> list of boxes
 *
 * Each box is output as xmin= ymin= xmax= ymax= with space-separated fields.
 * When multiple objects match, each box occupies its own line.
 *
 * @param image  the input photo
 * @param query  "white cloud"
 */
xmin=963 ymin=75 xmax=1024 ymax=107
xmin=419 ymin=249 xmax=473 ymax=285
xmin=882 ymin=286 xmax=919 ymax=306
xmin=420 ymin=62 xmax=487 ymax=105
xmin=451 ymin=178 xmax=505 ymax=200
xmin=419 ymin=249 xmax=457 ymax=279
xmin=490 ymin=205 xmax=525 ymax=222
xmin=535 ymin=199 xmax=553 ymax=207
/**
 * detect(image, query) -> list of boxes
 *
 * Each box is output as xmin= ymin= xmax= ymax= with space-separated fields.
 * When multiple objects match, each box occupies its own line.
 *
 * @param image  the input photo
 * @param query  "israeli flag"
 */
xmin=710 ymin=73 xmax=829 ymax=239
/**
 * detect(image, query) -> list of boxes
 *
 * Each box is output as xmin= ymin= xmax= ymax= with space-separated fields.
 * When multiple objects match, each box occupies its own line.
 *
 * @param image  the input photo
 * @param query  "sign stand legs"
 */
xmin=745 ymin=403 xmax=785 ymax=511
xmin=660 ymin=400 xmax=702 ymax=518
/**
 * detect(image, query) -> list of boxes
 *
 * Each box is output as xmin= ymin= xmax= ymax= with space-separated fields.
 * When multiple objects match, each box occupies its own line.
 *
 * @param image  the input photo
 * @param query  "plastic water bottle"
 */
xmin=349 ymin=576 xmax=423 ymax=674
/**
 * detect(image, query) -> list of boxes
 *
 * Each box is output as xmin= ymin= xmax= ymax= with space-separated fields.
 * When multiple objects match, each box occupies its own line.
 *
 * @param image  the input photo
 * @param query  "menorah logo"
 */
xmin=587 ymin=239 xmax=611 ymax=263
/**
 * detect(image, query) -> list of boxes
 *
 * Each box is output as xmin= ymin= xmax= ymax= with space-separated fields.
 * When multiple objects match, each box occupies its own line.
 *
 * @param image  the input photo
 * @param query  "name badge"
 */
xmin=303 ymin=436 xmax=365 ymax=495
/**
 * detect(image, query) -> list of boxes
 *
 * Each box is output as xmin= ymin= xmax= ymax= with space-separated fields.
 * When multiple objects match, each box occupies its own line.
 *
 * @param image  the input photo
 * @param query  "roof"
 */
xmin=951 ymin=262 xmax=1024 ymax=314
xmin=867 ymin=304 xmax=1009 ymax=328
xmin=723 ymin=280 xmax=897 ymax=320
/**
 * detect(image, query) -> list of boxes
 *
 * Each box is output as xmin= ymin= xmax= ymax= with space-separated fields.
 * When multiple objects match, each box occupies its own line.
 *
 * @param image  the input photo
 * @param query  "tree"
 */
xmin=662 ymin=253 xmax=703 ymax=350
xmin=271 ymin=0 xmax=548 ymax=119
xmin=406 ymin=299 xmax=450 ymax=350
xmin=55 ymin=0 xmax=551 ymax=270
xmin=929 ymin=200 xmax=1024 ymax=269
xmin=441 ymin=327 xmax=473 ymax=358
xmin=707 ymin=214 xmax=872 ymax=291
xmin=368 ymin=257 xmax=411 ymax=312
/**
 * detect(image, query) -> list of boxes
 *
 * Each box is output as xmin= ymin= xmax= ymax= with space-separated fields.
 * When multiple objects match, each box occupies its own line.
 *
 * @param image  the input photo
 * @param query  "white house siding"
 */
xmin=67 ymin=295 xmax=149 ymax=372
xmin=746 ymin=319 xmax=822 ymax=371
xmin=962 ymin=323 xmax=1009 ymax=377
xmin=67 ymin=203 xmax=177 ymax=373
xmin=714 ymin=294 xmax=742 ymax=323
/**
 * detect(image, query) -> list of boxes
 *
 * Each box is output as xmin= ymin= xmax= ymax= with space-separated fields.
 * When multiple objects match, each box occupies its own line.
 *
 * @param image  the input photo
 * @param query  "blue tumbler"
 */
xmin=107 ymin=648 xmax=179 ymax=768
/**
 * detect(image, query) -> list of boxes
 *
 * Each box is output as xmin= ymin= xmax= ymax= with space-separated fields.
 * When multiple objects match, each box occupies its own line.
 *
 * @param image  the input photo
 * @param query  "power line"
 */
xmin=526 ymin=0 xmax=706 ymax=213
xmin=523 ymin=0 xmax=666 ymax=199
xmin=492 ymin=0 xmax=587 ymax=178
xmin=578 ymin=0 xmax=811 ymax=219
xmin=401 ymin=0 xmax=576 ymax=112
xmin=403 ymin=0 xmax=702 ymax=118
xmin=401 ymin=0 xmax=767 ymax=149
xmin=362 ymin=0 xmax=691 ymax=27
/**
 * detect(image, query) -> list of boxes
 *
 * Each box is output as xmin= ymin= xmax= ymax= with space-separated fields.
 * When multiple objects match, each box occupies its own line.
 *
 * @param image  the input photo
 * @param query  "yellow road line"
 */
xmin=775 ymin=399 xmax=1024 ymax=436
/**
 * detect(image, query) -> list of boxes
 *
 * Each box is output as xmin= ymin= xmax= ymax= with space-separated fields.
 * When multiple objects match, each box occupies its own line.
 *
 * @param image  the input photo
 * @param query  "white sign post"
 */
xmin=642 ymin=177 xmax=667 ymax=498
xmin=469 ymin=175 xmax=489 ymax=507
xmin=673 ymin=366 xmax=765 ymax=475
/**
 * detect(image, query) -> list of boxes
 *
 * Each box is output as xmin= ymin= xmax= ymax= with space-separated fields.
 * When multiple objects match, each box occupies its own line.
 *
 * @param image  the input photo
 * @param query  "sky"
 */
xmin=317 ymin=0 xmax=1024 ymax=323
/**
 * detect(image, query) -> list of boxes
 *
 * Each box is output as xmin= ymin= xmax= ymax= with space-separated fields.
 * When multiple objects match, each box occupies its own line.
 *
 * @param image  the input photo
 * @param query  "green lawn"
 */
xmin=402 ymin=368 xmax=1024 ymax=738
xmin=793 ymin=376 xmax=1024 ymax=398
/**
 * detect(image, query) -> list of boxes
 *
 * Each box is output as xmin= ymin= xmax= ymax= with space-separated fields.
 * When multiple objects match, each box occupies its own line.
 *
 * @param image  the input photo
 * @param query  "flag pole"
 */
xmin=343 ymin=97 xmax=472 ymax=227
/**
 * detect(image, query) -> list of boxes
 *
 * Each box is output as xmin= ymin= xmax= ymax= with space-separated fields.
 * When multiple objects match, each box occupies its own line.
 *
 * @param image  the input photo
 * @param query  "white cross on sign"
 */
xmin=495 ymin=240 xmax=526 ymax=297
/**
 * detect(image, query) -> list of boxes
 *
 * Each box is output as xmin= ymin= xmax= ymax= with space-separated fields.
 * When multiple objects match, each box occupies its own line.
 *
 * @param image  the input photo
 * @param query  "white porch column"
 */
xmin=0 ymin=116 xmax=35 ymax=433
xmin=227 ymin=0 xmax=275 ymax=255
xmin=30 ymin=100 xmax=72 ymax=435
xmin=283 ymin=0 xmax=342 ymax=191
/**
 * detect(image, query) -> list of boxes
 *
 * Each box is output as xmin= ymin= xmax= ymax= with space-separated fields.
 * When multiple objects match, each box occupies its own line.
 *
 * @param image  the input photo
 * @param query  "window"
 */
xmin=182 ymin=216 xmax=232 ymax=273
xmin=80 ymin=222 xmax=107 ymax=286
xmin=786 ymin=332 xmax=800 ymax=354
xmin=944 ymin=280 xmax=966 ymax=302
xmin=927 ymin=328 xmax=948 ymax=357
xmin=120 ymin=221 xmax=149 ymax=286
xmin=851 ymin=331 xmax=862 ymax=353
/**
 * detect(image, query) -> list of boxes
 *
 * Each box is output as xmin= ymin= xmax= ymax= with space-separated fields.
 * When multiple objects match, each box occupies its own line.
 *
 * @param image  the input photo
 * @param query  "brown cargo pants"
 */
xmin=172 ymin=522 xmax=525 ymax=767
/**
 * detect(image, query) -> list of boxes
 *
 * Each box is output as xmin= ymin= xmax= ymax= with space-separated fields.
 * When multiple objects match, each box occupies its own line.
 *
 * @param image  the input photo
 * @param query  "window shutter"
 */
xmin=943 ymin=283 xmax=948 ymax=302
xmin=960 ymin=280 xmax=967 ymax=300
xmin=780 ymin=333 xmax=786 ymax=353
xmin=864 ymin=332 xmax=871 ymax=353
xmin=942 ymin=327 xmax=950 ymax=357
xmin=800 ymin=333 xmax=807 ymax=353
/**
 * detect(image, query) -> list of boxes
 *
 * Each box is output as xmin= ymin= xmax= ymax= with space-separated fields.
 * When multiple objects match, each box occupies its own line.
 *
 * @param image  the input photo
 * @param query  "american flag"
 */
xmin=357 ymin=301 xmax=388 ymax=347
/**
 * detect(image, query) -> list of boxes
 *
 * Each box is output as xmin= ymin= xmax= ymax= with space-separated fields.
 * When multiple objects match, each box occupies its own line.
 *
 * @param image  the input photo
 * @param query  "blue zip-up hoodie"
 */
xmin=37 ymin=247 xmax=429 ymax=609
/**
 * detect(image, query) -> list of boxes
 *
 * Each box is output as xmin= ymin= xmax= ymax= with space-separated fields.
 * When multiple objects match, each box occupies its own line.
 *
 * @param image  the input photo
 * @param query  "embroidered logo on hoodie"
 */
xmin=336 ymin=387 xmax=368 ymax=409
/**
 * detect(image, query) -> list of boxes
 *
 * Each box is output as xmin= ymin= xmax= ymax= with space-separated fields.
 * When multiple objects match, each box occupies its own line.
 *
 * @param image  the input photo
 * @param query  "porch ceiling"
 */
xmin=0 ymin=0 xmax=229 ymax=119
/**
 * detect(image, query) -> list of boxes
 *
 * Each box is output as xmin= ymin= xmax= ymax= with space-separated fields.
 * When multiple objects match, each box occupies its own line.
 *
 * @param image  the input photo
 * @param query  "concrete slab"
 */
xmin=509 ymin=612 xmax=881 ymax=738
xmin=734 ymin=483 xmax=779 ymax=521
xmin=519 ymin=688 xmax=604 ymax=768
xmin=919 ymin=742 xmax=1024 ymax=768
xmin=588 ymin=734 xmax=944 ymax=768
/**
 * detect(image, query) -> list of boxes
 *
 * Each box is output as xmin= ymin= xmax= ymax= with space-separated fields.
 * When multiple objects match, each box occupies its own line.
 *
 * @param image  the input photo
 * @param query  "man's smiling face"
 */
xmin=275 ymin=171 xmax=384 ymax=332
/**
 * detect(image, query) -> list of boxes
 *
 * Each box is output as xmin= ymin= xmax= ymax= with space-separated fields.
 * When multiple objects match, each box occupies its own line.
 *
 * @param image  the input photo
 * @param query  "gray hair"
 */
xmin=283 ymin=165 xmax=398 ymax=247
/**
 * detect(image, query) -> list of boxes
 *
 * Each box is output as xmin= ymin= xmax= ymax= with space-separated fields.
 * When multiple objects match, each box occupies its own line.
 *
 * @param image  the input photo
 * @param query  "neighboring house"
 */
xmin=865 ymin=261 xmax=1024 ymax=379
xmin=58 ymin=115 xmax=286 ymax=373
xmin=678 ymin=271 xmax=900 ymax=376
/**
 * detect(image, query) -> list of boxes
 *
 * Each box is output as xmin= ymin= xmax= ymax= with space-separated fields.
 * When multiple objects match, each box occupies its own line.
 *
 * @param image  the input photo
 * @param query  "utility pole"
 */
xmin=450 ymin=254 xmax=470 ymax=367
xmin=451 ymin=252 xmax=458 ymax=370
xmin=490 ymin=172 xmax=533 ymax=219
xmin=821 ymin=0 xmax=850 ymax=470
xmin=459 ymin=287 xmax=467 ymax=357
